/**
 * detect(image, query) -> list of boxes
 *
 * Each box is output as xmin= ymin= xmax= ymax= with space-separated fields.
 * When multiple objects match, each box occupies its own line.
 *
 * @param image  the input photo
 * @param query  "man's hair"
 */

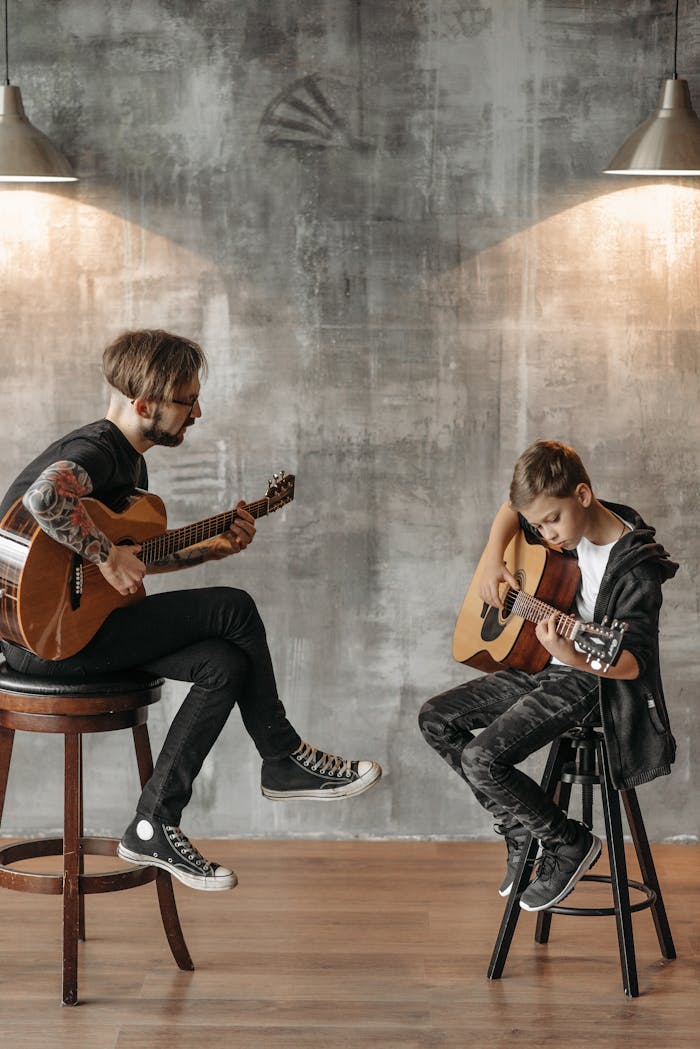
xmin=102 ymin=329 xmax=208 ymax=402
xmin=509 ymin=440 xmax=592 ymax=509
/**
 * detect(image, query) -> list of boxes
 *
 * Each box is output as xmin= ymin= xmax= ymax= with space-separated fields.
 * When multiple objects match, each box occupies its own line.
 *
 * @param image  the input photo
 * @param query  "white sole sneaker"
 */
xmin=117 ymin=843 xmax=237 ymax=892
xmin=262 ymin=762 xmax=382 ymax=800
xmin=519 ymin=835 xmax=602 ymax=912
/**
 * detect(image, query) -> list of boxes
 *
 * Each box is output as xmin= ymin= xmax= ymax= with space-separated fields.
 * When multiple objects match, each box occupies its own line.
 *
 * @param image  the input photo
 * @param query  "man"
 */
xmin=0 ymin=329 xmax=381 ymax=892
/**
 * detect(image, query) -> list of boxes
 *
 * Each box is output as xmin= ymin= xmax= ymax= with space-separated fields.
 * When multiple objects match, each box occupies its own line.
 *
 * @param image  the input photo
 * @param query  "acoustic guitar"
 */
xmin=452 ymin=530 xmax=627 ymax=674
xmin=0 ymin=471 xmax=294 ymax=661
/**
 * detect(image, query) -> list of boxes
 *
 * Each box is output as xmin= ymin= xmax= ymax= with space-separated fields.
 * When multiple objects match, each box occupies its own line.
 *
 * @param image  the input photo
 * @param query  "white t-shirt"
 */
xmin=550 ymin=516 xmax=630 ymax=667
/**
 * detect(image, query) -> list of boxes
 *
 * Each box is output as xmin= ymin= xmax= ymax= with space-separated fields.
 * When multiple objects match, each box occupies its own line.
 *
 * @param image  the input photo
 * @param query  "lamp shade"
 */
xmin=605 ymin=79 xmax=700 ymax=175
xmin=0 ymin=84 xmax=77 ymax=181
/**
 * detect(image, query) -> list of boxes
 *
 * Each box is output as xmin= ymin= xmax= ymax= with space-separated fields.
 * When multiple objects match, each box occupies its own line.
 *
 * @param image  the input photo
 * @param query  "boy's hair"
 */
xmin=509 ymin=440 xmax=592 ymax=509
xmin=102 ymin=329 xmax=208 ymax=402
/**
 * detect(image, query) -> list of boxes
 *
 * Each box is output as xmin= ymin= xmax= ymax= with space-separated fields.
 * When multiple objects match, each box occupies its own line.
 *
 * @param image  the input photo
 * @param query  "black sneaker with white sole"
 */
xmin=261 ymin=740 xmax=382 ymax=800
xmin=495 ymin=822 xmax=531 ymax=897
xmin=117 ymin=816 xmax=237 ymax=892
xmin=519 ymin=821 xmax=602 ymax=912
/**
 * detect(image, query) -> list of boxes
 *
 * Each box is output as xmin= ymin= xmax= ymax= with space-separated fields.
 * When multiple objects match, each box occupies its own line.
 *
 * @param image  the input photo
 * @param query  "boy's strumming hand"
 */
xmin=479 ymin=553 xmax=520 ymax=610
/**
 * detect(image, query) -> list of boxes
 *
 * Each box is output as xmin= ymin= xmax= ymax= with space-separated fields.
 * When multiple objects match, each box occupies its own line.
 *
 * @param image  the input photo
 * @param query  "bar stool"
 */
xmin=0 ymin=659 xmax=194 ymax=1005
xmin=488 ymin=726 xmax=675 ymax=997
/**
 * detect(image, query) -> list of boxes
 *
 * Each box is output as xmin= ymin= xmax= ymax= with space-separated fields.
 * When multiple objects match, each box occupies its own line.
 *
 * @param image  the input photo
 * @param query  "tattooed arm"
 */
xmin=147 ymin=501 xmax=256 ymax=573
xmin=22 ymin=461 xmax=145 ymax=596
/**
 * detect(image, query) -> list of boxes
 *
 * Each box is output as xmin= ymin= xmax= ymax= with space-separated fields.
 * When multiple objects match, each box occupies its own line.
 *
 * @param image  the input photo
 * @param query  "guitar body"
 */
xmin=0 ymin=492 xmax=166 ymax=661
xmin=452 ymin=531 xmax=581 ymax=674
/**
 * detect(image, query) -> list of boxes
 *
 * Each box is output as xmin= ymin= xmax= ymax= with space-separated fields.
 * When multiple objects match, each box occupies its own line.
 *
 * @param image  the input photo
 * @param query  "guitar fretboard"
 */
xmin=505 ymin=588 xmax=579 ymax=640
xmin=139 ymin=498 xmax=271 ymax=565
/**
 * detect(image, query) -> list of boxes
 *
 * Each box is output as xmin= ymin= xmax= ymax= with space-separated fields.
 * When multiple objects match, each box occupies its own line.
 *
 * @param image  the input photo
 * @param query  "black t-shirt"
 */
xmin=0 ymin=419 xmax=148 ymax=519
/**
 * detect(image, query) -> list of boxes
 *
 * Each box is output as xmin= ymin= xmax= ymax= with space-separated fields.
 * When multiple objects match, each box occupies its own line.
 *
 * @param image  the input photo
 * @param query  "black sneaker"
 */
xmin=261 ymin=740 xmax=382 ymax=800
xmin=495 ymin=822 xmax=531 ymax=897
xmin=519 ymin=821 xmax=601 ymax=912
xmin=117 ymin=816 xmax=237 ymax=892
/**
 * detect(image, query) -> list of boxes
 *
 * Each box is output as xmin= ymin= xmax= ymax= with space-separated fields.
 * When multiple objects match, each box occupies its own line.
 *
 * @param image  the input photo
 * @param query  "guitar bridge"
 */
xmin=69 ymin=556 xmax=84 ymax=611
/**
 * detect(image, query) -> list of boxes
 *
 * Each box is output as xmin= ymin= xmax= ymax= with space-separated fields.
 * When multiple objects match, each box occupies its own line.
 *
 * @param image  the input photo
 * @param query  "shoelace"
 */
xmin=295 ymin=741 xmax=353 ymax=777
xmin=533 ymin=848 xmax=561 ymax=882
xmin=495 ymin=823 xmax=526 ymax=857
xmin=164 ymin=826 xmax=211 ymax=871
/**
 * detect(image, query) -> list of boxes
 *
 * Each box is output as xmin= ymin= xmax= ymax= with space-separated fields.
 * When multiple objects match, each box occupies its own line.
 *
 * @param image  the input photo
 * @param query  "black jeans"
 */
xmin=418 ymin=666 xmax=600 ymax=844
xmin=3 ymin=587 xmax=301 ymax=825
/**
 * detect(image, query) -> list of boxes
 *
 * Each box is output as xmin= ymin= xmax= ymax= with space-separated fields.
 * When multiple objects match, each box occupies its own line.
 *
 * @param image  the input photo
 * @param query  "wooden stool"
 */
xmin=488 ymin=726 xmax=675 ymax=997
xmin=0 ymin=660 xmax=194 ymax=1005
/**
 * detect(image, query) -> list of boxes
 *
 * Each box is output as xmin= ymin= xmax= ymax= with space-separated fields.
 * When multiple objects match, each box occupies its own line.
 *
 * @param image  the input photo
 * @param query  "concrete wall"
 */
xmin=0 ymin=1 xmax=697 ymax=842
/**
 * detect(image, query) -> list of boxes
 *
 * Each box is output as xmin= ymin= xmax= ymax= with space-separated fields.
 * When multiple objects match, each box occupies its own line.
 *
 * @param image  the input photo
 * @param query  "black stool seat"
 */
xmin=488 ymin=726 xmax=675 ymax=997
xmin=0 ymin=664 xmax=164 ymax=696
xmin=0 ymin=658 xmax=194 ymax=1005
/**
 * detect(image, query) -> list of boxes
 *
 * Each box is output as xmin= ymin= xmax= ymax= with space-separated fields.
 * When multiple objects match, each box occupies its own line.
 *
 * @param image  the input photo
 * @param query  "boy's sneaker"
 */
xmin=519 ymin=821 xmax=601 ymax=912
xmin=261 ymin=740 xmax=382 ymax=800
xmin=117 ymin=816 xmax=237 ymax=892
xmin=495 ymin=822 xmax=531 ymax=897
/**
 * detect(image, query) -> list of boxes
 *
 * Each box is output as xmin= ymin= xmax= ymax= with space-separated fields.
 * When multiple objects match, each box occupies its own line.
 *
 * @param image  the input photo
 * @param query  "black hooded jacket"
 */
xmin=523 ymin=500 xmax=678 ymax=790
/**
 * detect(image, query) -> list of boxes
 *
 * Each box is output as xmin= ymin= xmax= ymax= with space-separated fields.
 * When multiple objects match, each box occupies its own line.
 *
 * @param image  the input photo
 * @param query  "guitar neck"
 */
xmin=139 ymin=497 xmax=271 ymax=565
xmin=506 ymin=588 xmax=578 ymax=639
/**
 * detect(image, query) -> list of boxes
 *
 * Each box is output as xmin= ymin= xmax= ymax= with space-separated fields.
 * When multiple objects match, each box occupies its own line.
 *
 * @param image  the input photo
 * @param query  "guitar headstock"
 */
xmin=574 ymin=619 xmax=628 ymax=673
xmin=265 ymin=470 xmax=295 ymax=513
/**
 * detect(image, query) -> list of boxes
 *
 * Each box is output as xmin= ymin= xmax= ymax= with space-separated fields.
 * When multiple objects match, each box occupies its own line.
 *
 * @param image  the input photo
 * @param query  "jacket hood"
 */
xmin=601 ymin=499 xmax=679 ymax=583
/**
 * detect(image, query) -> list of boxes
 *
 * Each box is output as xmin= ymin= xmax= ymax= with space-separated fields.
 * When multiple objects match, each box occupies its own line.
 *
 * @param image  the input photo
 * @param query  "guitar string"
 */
xmin=507 ymin=588 xmax=612 ymax=639
xmin=78 ymin=495 xmax=281 ymax=577
xmin=508 ymin=589 xmax=578 ymax=637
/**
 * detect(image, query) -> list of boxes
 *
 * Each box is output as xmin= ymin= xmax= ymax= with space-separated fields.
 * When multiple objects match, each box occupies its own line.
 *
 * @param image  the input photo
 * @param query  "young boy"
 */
xmin=0 ymin=330 xmax=382 ymax=893
xmin=418 ymin=440 xmax=677 ymax=912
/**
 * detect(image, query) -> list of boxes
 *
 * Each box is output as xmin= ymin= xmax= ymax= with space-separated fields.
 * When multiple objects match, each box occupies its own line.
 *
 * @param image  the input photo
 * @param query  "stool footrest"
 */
xmin=0 ymin=836 xmax=158 ymax=895
xmin=543 ymin=873 xmax=656 ymax=917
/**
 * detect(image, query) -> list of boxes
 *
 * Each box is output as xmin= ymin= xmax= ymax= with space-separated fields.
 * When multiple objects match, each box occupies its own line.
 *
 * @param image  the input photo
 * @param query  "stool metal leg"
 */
xmin=597 ymin=737 xmax=639 ymax=997
xmin=488 ymin=735 xmax=568 ymax=980
xmin=62 ymin=733 xmax=81 ymax=1006
xmin=0 ymin=727 xmax=15 ymax=824
xmin=622 ymin=789 xmax=676 ymax=960
xmin=131 ymin=723 xmax=194 ymax=972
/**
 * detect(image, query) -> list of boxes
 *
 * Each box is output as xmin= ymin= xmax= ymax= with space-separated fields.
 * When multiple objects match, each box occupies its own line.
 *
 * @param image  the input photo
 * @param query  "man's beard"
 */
xmin=143 ymin=410 xmax=193 ymax=447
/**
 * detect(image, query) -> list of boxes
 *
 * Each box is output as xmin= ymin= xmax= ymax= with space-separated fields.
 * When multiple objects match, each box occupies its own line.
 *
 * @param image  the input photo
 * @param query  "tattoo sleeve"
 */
xmin=147 ymin=543 xmax=211 ymax=572
xmin=22 ymin=460 xmax=113 ymax=565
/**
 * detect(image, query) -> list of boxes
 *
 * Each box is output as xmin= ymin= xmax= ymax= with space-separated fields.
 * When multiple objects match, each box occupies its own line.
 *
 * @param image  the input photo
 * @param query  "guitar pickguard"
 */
xmin=479 ymin=602 xmax=509 ymax=643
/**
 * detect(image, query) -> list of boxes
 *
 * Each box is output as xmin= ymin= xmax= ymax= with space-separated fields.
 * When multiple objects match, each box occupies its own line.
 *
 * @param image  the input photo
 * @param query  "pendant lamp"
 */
xmin=0 ymin=0 xmax=77 ymax=182
xmin=605 ymin=0 xmax=700 ymax=175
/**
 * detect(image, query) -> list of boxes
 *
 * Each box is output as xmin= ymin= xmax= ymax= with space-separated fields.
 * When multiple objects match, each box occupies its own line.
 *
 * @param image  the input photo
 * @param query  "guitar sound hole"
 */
xmin=498 ymin=569 xmax=525 ymax=623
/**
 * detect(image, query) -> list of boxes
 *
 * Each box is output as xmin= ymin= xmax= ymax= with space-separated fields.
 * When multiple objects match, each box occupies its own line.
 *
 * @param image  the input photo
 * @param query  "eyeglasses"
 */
xmin=170 ymin=395 xmax=200 ymax=415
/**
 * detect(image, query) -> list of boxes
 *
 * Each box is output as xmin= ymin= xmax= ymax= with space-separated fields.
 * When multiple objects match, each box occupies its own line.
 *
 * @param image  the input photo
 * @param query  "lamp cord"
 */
xmin=4 ymin=0 xmax=8 ymax=86
xmin=671 ymin=0 xmax=680 ymax=78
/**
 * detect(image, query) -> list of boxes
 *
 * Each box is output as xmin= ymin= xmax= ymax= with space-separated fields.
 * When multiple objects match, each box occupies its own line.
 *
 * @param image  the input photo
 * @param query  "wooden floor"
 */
xmin=0 ymin=840 xmax=697 ymax=1048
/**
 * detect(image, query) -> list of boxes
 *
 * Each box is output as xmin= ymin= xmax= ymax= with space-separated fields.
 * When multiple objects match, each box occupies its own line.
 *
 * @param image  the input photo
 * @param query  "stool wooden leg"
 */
xmin=597 ymin=738 xmax=639 ymax=997
xmin=488 ymin=735 xmax=568 ymax=979
xmin=62 ymin=733 xmax=81 ymax=1006
xmin=622 ymin=789 xmax=676 ymax=960
xmin=131 ymin=723 xmax=194 ymax=972
xmin=78 ymin=736 xmax=86 ymax=943
xmin=0 ymin=728 xmax=15 ymax=825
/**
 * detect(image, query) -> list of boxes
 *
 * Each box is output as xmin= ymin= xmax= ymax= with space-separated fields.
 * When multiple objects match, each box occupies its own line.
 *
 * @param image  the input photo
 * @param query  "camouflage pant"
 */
xmin=418 ymin=666 xmax=600 ymax=844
